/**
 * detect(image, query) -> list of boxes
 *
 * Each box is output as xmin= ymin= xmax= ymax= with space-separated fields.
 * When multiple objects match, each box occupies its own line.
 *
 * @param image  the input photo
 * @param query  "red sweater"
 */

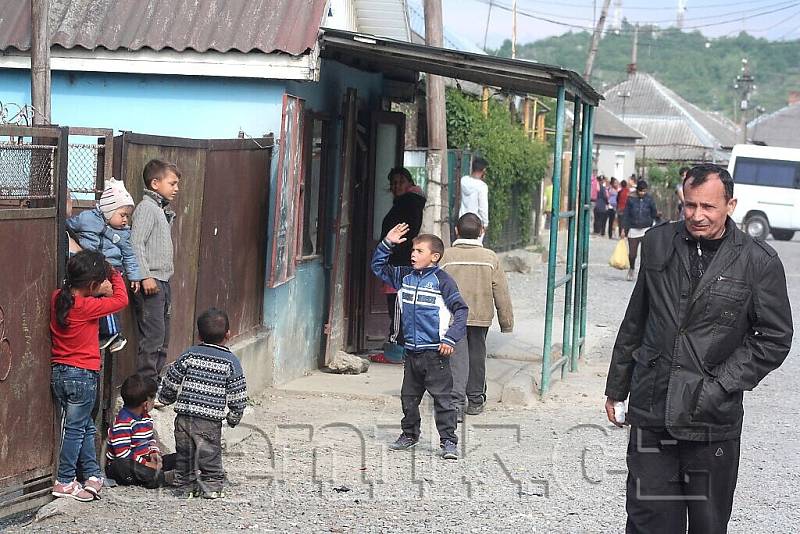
xmin=50 ymin=270 xmax=129 ymax=371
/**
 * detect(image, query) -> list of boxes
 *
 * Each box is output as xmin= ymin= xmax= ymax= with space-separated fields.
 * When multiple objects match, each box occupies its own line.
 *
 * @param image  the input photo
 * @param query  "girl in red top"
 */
xmin=616 ymin=180 xmax=630 ymax=238
xmin=50 ymin=250 xmax=128 ymax=501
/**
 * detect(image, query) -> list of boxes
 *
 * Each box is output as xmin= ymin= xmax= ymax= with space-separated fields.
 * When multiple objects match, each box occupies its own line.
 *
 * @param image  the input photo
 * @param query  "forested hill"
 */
xmin=494 ymin=23 xmax=800 ymax=119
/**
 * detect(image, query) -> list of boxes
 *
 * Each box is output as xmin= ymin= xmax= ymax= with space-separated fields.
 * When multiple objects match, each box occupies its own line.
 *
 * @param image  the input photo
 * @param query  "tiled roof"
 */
xmin=0 ymin=0 xmax=328 ymax=55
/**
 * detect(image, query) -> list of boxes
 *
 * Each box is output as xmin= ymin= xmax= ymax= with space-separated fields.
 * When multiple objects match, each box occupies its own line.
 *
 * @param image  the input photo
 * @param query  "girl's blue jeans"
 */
xmin=51 ymin=364 xmax=101 ymax=483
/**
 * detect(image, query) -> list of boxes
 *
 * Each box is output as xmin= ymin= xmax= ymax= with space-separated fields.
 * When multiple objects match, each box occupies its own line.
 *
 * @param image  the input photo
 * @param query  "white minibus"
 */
xmin=727 ymin=144 xmax=800 ymax=241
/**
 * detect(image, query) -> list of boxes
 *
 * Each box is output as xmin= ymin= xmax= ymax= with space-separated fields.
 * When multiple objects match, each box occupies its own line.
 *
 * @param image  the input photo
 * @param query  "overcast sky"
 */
xmin=428 ymin=0 xmax=800 ymax=50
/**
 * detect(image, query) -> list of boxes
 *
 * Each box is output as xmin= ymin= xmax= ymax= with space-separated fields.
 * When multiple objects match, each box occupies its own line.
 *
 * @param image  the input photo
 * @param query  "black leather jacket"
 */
xmin=605 ymin=218 xmax=793 ymax=441
xmin=622 ymin=193 xmax=657 ymax=230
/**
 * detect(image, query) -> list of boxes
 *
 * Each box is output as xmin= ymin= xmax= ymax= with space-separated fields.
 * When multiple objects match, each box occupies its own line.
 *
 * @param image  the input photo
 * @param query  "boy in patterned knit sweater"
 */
xmin=106 ymin=374 xmax=176 ymax=488
xmin=158 ymin=308 xmax=248 ymax=499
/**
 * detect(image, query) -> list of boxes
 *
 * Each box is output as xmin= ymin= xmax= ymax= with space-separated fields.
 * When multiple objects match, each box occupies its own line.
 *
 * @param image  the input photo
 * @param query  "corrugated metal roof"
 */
xmin=748 ymin=103 xmax=800 ymax=149
xmin=0 ymin=0 xmax=328 ymax=55
xmin=593 ymin=106 xmax=643 ymax=139
xmin=603 ymin=73 xmax=738 ymax=162
xmin=354 ymin=0 xmax=410 ymax=42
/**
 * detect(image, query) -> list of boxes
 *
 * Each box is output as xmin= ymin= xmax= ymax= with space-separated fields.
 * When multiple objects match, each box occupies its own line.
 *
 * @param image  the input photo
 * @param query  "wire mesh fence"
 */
xmin=68 ymin=143 xmax=103 ymax=195
xmin=0 ymin=142 xmax=56 ymax=199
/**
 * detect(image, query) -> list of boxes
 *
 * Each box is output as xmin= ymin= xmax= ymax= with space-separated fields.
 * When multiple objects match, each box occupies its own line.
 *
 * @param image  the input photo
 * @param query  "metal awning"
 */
xmin=319 ymin=28 xmax=602 ymax=105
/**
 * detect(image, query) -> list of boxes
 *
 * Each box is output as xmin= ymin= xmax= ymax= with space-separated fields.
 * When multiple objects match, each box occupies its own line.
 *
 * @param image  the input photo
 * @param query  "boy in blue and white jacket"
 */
xmin=372 ymin=223 xmax=468 ymax=460
xmin=66 ymin=178 xmax=141 ymax=351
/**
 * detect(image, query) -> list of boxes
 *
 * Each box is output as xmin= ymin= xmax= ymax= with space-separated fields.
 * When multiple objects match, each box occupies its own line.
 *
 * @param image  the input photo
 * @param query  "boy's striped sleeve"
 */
xmin=106 ymin=415 xmax=133 ymax=461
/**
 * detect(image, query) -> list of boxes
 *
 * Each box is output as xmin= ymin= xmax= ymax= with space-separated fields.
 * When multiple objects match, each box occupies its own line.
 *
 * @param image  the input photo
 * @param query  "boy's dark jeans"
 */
xmin=401 ymin=350 xmax=457 ymax=444
xmin=133 ymin=280 xmax=171 ymax=381
xmin=106 ymin=453 xmax=176 ymax=489
xmin=173 ymin=415 xmax=224 ymax=493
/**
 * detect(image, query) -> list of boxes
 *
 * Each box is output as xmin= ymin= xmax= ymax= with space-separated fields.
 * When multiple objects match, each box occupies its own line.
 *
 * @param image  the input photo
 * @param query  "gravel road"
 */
xmin=5 ymin=233 xmax=799 ymax=533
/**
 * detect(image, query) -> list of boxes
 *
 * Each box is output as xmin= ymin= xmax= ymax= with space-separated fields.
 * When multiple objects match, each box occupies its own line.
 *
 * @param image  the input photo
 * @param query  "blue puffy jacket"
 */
xmin=372 ymin=239 xmax=468 ymax=351
xmin=66 ymin=208 xmax=142 ymax=280
xmin=622 ymin=194 xmax=658 ymax=231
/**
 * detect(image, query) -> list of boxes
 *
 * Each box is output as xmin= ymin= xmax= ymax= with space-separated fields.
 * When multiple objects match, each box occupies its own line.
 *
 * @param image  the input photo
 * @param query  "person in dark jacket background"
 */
xmin=593 ymin=175 xmax=609 ymax=235
xmin=621 ymin=180 xmax=658 ymax=281
xmin=381 ymin=167 xmax=426 ymax=346
xmin=604 ymin=164 xmax=793 ymax=534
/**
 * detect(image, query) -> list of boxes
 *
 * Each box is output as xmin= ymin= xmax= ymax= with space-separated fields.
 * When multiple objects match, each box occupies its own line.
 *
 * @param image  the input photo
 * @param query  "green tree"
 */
xmin=446 ymin=89 xmax=550 ymax=244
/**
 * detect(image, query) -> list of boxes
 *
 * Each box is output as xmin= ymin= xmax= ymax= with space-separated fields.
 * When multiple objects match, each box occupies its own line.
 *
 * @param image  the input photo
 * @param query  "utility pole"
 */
xmin=627 ymin=24 xmax=638 ymax=76
xmin=734 ymin=58 xmax=754 ymax=144
xmin=677 ymin=0 xmax=687 ymax=29
xmin=482 ymin=0 xmax=493 ymax=52
xmin=584 ymin=0 xmax=612 ymax=82
xmin=31 ymin=0 xmax=51 ymax=124
xmin=424 ymin=0 xmax=450 ymax=242
xmin=511 ymin=0 xmax=517 ymax=59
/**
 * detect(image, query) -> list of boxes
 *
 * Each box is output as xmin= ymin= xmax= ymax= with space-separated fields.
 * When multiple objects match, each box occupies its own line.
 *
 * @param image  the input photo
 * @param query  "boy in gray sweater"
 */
xmin=131 ymin=159 xmax=180 ymax=381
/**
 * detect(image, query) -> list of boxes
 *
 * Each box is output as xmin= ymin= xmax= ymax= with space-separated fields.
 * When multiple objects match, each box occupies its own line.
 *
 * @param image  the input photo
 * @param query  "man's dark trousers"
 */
xmin=626 ymin=426 xmax=740 ymax=534
xmin=451 ymin=326 xmax=489 ymax=409
xmin=173 ymin=414 xmax=224 ymax=493
xmin=401 ymin=350 xmax=457 ymax=444
xmin=133 ymin=279 xmax=171 ymax=381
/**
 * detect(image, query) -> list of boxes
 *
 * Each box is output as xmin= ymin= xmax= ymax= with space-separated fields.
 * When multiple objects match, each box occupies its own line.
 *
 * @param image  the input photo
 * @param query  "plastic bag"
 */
xmin=609 ymin=238 xmax=630 ymax=270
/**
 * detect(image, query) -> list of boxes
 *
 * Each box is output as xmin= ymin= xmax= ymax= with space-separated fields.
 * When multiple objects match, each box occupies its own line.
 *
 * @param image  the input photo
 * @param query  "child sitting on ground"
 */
xmin=371 ymin=223 xmax=468 ymax=460
xmin=50 ymin=250 xmax=129 ymax=502
xmin=106 ymin=374 xmax=175 ymax=488
xmin=440 ymin=213 xmax=514 ymax=420
xmin=66 ymin=178 xmax=142 ymax=352
xmin=158 ymin=308 xmax=248 ymax=499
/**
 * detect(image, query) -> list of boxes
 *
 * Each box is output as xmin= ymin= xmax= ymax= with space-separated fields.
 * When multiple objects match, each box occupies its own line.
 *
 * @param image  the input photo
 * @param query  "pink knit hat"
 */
xmin=97 ymin=178 xmax=134 ymax=220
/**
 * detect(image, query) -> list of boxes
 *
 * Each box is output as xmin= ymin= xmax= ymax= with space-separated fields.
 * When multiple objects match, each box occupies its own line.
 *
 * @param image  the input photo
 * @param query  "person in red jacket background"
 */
xmin=50 ymin=250 xmax=129 ymax=502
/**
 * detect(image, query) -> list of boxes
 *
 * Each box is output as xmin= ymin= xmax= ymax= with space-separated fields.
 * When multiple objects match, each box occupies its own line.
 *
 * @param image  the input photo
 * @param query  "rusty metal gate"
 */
xmin=111 ymin=132 xmax=273 ymax=392
xmin=0 ymin=125 xmax=68 ymax=516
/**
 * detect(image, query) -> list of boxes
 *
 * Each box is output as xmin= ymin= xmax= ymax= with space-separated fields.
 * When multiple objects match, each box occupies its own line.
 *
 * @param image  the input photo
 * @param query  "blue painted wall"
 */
xmin=0 ymin=59 xmax=384 ymax=386
xmin=265 ymin=60 xmax=384 ymax=384
xmin=0 ymin=69 xmax=286 ymax=138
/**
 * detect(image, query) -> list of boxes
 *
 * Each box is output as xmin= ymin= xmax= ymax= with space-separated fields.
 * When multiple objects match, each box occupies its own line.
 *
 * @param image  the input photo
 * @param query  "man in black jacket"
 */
xmin=604 ymin=164 xmax=793 ymax=534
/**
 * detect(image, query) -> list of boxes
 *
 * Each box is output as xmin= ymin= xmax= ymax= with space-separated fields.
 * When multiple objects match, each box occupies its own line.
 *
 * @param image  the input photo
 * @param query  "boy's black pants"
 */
xmin=626 ymin=426 xmax=740 ymax=534
xmin=401 ymin=350 xmax=457 ymax=444
xmin=174 ymin=414 xmax=224 ymax=493
xmin=106 ymin=453 xmax=176 ymax=489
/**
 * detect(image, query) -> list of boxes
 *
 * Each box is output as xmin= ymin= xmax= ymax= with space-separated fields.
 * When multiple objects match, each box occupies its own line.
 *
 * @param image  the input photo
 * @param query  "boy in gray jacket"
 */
xmin=131 ymin=159 xmax=180 ymax=381
xmin=440 ymin=213 xmax=514 ymax=417
xmin=66 ymin=178 xmax=141 ymax=351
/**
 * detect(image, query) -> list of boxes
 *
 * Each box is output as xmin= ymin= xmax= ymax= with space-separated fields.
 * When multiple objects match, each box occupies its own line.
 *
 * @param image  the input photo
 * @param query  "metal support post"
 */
xmin=541 ymin=85 xmax=566 ymax=395
xmin=561 ymin=98 xmax=582 ymax=379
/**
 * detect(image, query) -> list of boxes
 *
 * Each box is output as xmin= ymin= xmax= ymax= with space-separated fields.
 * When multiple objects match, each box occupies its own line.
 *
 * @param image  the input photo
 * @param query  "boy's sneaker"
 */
xmin=83 ymin=476 xmax=104 ymax=499
xmin=52 ymin=480 xmax=94 ymax=502
xmin=465 ymin=402 xmax=484 ymax=416
xmin=389 ymin=433 xmax=419 ymax=450
xmin=109 ymin=334 xmax=127 ymax=353
xmin=201 ymin=490 xmax=225 ymax=500
xmin=441 ymin=440 xmax=459 ymax=460
xmin=99 ymin=333 xmax=119 ymax=351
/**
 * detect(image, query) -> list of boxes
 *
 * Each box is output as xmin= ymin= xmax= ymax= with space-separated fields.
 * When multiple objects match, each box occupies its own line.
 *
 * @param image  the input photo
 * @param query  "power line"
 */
xmin=471 ymin=0 xmax=800 ymax=33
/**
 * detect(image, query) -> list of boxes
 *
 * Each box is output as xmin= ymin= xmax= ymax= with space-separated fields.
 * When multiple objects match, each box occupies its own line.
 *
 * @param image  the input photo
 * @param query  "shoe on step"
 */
xmin=99 ymin=333 xmax=119 ymax=350
xmin=109 ymin=335 xmax=127 ymax=353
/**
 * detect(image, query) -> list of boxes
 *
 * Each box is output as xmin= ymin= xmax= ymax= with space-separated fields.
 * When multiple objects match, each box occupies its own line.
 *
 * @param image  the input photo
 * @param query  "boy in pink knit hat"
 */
xmin=66 ymin=178 xmax=142 ymax=352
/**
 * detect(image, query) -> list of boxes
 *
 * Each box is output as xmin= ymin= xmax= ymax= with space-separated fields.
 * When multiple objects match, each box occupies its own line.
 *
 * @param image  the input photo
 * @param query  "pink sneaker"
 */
xmin=83 ymin=476 xmax=104 ymax=499
xmin=52 ymin=480 xmax=94 ymax=502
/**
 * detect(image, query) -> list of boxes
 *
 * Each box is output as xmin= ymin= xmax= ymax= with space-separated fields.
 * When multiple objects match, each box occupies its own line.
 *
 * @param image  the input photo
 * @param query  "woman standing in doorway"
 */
xmin=380 ymin=168 xmax=426 ymax=347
